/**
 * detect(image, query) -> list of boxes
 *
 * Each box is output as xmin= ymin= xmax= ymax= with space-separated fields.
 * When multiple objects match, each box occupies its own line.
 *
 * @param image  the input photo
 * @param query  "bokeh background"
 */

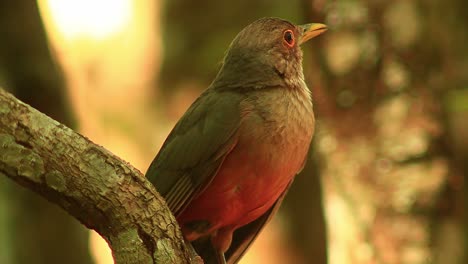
xmin=0 ymin=0 xmax=467 ymax=263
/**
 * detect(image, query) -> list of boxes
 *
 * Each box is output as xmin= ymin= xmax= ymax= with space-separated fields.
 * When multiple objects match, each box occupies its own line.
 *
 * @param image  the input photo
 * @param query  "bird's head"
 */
xmin=213 ymin=17 xmax=327 ymax=90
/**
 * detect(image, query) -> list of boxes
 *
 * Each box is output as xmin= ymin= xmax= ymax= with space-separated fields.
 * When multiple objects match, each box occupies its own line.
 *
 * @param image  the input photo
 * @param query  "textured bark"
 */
xmin=0 ymin=2 xmax=91 ymax=263
xmin=0 ymin=89 xmax=197 ymax=264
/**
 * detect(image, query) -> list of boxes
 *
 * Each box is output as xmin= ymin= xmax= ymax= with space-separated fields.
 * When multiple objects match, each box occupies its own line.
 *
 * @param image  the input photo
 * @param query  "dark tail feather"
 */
xmin=192 ymin=237 xmax=225 ymax=264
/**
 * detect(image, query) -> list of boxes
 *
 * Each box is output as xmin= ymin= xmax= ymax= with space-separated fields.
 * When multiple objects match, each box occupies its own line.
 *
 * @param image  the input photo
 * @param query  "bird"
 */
xmin=146 ymin=17 xmax=327 ymax=264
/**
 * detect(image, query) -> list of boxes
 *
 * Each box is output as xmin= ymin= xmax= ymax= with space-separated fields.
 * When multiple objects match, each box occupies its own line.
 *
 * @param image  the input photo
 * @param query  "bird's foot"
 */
xmin=216 ymin=251 xmax=227 ymax=264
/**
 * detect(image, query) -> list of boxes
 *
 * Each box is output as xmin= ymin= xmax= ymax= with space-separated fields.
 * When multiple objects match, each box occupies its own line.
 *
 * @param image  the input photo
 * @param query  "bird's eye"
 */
xmin=283 ymin=30 xmax=295 ymax=47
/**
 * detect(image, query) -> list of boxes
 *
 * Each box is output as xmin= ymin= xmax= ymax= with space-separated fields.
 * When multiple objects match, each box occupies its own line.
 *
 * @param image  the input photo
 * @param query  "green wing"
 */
xmin=145 ymin=88 xmax=243 ymax=216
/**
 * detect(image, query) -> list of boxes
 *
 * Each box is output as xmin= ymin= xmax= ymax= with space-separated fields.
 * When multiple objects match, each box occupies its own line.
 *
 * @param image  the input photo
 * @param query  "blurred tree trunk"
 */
xmin=282 ymin=151 xmax=328 ymax=264
xmin=306 ymin=0 xmax=467 ymax=263
xmin=0 ymin=2 xmax=93 ymax=264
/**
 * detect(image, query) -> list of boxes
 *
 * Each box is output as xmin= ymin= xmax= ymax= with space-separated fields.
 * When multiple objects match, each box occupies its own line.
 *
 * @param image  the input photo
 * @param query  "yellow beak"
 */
xmin=298 ymin=23 xmax=327 ymax=45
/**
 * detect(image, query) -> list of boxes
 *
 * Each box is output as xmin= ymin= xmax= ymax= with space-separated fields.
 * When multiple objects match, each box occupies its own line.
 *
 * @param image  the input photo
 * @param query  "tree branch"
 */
xmin=0 ymin=88 xmax=196 ymax=264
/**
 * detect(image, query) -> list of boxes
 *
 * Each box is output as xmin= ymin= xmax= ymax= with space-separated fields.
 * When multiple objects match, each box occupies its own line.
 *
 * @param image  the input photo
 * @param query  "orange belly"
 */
xmin=178 ymin=90 xmax=314 ymax=252
xmin=178 ymin=137 xmax=303 ymax=243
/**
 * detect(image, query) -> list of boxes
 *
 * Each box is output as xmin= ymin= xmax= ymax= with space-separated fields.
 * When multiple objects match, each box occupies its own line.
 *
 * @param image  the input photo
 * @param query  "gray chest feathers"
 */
xmin=240 ymin=85 xmax=315 ymax=150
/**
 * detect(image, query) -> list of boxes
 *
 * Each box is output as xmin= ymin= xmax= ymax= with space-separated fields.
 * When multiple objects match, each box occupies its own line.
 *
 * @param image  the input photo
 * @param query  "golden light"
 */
xmin=38 ymin=1 xmax=160 ymax=264
xmin=39 ymin=0 xmax=132 ymax=40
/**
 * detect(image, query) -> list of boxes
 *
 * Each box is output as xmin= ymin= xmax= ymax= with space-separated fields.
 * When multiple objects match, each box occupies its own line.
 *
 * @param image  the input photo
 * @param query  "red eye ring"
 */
xmin=283 ymin=30 xmax=295 ymax=47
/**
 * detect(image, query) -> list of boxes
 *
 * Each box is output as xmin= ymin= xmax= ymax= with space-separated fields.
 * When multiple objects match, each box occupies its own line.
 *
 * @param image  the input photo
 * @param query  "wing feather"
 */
xmin=165 ymin=175 xmax=194 ymax=215
xmin=146 ymin=88 xmax=243 ymax=216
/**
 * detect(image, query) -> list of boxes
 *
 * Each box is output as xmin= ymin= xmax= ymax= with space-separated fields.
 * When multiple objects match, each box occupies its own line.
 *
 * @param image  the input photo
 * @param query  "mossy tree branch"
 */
xmin=0 ymin=88 xmax=197 ymax=264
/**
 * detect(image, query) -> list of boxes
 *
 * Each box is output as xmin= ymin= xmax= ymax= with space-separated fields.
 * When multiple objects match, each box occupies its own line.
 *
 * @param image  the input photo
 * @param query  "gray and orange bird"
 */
xmin=146 ymin=17 xmax=327 ymax=263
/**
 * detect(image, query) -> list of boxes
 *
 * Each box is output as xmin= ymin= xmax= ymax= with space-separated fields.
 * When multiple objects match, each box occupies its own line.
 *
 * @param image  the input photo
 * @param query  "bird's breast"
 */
xmin=211 ymin=87 xmax=314 ymax=224
xmin=179 ymin=86 xmax=315 ymax=235
xmin=236 ymin=86 xmax=314 ymax=188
